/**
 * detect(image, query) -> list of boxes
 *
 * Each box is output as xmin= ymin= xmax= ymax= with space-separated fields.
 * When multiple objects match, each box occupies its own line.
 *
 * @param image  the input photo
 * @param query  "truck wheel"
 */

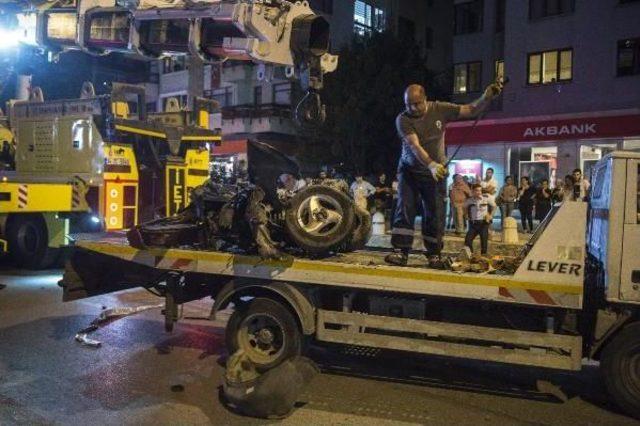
xmin=226 ymin=298 xmax=302 ymax=372
xmin=285 ymin=185 xmax=355 ymax=256
xmin=6 ymin=214 xmax=58 ymax=269
xmin=601 ymin=321 xmax=640 ymax=419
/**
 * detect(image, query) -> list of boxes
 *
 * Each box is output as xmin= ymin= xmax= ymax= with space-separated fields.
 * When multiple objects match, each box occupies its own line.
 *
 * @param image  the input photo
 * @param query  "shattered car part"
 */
xmin=74 ymin=303 xmax=164 ymax=348
xmin=128 ymin=141 xmax=370 ymax=258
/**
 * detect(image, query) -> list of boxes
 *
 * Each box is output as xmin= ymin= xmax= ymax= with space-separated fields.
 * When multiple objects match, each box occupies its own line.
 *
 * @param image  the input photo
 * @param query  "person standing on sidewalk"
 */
xmin=464 ymin=184 xmax=496 ymax=255
xmin=535 ymin=179 xmax=552 ymax=223
xmin=497 ymin=175 xmax=517 ymax=228
xmin=449 ymin=174 xmax=471 ymax=235
xmin=518 ymin=177 xmax=535 ymax=233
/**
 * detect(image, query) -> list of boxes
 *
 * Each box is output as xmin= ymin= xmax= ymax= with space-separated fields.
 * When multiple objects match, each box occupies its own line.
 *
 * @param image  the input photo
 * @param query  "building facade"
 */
xmin=448 ymin=0 xmax=640 ymax=187
xmin=148 ymin=0 xmax=453 ymax=176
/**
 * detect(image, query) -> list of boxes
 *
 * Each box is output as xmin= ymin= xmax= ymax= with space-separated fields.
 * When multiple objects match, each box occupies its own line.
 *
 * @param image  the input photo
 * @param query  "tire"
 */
xmin=6 ymin=214 xmax=58 ymax=269
xmin=225 ymin=297 xmax=302 ymax=372
xmin=601 ymin=321 xmax=640 ymax=419
xmin=284 ymin=185 xmax=355 ymax=256
xmin=343 ymin=206 xmax=372 ymax=252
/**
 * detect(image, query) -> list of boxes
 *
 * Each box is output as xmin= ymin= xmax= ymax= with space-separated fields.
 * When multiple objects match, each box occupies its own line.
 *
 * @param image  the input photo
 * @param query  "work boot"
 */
xmin=384 ymin=251 xmax=409 ymax=266
xmin=425 ymin=254 xmax=447 ymax=270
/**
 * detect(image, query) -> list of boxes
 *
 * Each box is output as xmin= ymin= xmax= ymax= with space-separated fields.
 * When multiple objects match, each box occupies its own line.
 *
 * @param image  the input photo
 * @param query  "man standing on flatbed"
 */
xmin=385 ymin=81 xmax=504 ymax=267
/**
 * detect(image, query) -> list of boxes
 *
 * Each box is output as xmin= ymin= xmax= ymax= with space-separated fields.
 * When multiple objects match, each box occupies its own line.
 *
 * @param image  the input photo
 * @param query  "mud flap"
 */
xmin=60 ymin=247 xmax=167 ymax=301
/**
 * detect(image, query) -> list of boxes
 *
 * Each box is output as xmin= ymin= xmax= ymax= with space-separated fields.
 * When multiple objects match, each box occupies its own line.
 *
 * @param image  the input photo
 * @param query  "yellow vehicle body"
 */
xmin=166 ymin=147 xmax=211 ymax=216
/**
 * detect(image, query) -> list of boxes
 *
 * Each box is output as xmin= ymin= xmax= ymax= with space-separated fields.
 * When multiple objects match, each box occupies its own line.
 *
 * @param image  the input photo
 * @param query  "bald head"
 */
xmin=404 ymin=84 xmax=427 ymax=117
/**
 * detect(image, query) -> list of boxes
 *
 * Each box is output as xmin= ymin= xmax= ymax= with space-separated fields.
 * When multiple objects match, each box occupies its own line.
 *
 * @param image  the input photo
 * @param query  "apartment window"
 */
xmin=454 ymin=1 xmax=483 ymax=35
xmin=618 ymin=38 xmax=640 ymax=76
xmin=454 ymin=62 xmax=482 ymax=94
xmin=527 ymin=48 xmax=572 ymax=84
xmin=273 ymin=83 xmax=291 ymax=105
xmin=495 ymin=0 xmax=505 ymax=32
xmin=495 ymin=59 xmax=504 ymax=80
xmin=354 ymin=1 xmax=385 ymax=37
xmin=529 ymin=0 xmax=575 ymax=20
xmin=212 ymin=86 xmax=233 ymax=107
xmin=309 ymin=0 xmax=333 ymax=14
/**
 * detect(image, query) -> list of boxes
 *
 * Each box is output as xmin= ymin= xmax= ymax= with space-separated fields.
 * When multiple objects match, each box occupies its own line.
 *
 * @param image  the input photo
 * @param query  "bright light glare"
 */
xmin=90 ymin=216 xmax=101 ymax=224
xmin=0 ymin=28 xmax=20 ymax=50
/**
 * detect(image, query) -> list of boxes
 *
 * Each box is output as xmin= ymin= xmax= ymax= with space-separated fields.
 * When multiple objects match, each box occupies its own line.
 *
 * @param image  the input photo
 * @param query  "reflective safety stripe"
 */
xmin=391 ymin=227 xmax=415 ymax=236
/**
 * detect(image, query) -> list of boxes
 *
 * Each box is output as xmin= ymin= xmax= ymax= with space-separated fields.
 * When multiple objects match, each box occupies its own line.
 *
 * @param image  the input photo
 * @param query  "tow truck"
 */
xmin=59 ymin=151 xmax=640 ymax=419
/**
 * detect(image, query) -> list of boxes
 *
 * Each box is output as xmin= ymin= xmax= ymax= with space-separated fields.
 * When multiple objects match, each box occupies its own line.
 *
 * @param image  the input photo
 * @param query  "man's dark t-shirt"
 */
xmin=396 ymin=101 xmax=461 ymax=169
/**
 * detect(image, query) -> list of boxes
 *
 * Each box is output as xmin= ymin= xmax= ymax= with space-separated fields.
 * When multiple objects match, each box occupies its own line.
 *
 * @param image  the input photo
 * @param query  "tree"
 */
xmin=318 ymin=31 xmax=449 ymax=176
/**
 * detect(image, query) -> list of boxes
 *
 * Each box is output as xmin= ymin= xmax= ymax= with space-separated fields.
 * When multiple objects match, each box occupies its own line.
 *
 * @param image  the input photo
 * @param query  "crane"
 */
xmin=5 ymin=0 xmax=339 ymax=125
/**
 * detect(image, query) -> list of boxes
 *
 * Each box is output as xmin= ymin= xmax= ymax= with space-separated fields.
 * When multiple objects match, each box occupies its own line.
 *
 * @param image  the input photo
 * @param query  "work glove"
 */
xmin=483 ymin=81 xmax=503 ymax=100
xmin=484 ymin=213 xmax=493 ymax=223
xmin=428 ymin=161 xmax=447 ymax=181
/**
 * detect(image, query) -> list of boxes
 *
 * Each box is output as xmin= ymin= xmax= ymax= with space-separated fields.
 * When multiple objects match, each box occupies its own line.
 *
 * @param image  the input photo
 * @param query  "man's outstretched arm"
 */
xmin=458 ymin=82 xmax=503 ymax=119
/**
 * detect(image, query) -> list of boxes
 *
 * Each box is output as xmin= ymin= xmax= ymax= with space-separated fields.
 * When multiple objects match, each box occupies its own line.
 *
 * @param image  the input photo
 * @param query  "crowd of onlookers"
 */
xmin=448 ymin=167 xmax=591 ymax=235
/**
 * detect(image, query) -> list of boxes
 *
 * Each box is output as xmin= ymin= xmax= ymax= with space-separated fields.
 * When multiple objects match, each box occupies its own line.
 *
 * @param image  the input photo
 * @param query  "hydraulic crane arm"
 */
xmin=14 ymin=0 xmax=338 ymax=125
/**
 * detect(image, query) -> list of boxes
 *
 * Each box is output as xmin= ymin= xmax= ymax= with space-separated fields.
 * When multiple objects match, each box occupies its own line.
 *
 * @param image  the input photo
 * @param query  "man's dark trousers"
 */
xmin=391 ymin=165 xmax=446 ymax=255
xmin=465 ymin=220 xmax=489 ymax=255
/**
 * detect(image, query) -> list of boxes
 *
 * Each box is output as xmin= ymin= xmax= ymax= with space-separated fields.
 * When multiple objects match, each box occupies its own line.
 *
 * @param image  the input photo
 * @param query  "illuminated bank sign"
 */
xmin=523 ymin=123 xmax=597 ymax=138
xmin=446 ymin=113 xmax=640 ymax=145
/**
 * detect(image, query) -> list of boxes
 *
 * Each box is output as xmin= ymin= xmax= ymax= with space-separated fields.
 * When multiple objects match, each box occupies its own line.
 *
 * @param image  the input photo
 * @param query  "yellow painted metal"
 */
xmin=102 ymin=181 xmax=139 ymax=231
xmin=198 ymin=110 xmax=209 ymax=128
xmin=43 ymin=212 xmax=69 ymax=248
xmin=114 ymin=124 xmax=165 ymax=139
xmin=165 ymin=147 xmax=210 ymax=216
xmin=0 ymin=238 xmax=7 ymax=253
xmin=102 ymin=143 xmax=139 ymax=181
xmin=101 ymin=144 xmax=139 ymax=231
xmin=0 ymin=181 xmax=80 ymax=213
xmin=112 ymin=101 xmax=130 ymax=119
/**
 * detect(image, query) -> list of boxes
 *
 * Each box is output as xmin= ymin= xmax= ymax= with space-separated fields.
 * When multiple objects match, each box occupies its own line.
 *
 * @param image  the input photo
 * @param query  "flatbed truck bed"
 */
xmin=70 ymin=234 xmax=581 ymax=310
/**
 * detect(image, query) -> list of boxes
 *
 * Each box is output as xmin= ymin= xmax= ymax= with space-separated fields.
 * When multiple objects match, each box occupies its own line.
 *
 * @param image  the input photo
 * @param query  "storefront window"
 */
xmin=509 ymin=146 xmax=557 ymax=186
xmin=580 ymin=144 xmax=617 ymax=181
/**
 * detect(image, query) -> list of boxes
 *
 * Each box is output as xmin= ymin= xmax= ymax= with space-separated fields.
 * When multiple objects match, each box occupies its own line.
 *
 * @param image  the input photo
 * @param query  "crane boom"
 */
xmin=9 ymin=0 xmax=338 ymax=124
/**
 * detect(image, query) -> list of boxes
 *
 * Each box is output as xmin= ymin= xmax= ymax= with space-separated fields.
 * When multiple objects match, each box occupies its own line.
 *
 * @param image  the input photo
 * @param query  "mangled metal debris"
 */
xmin=446 ymin=247 xmax=522 ymax=274
xmin=74 ymin=304 xmax=164 ymax=348
xmin=128 ymin=141 xmax=371 ymax=258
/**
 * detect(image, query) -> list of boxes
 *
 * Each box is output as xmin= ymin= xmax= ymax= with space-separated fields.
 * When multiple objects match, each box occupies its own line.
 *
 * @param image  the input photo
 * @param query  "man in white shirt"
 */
xmin=350 ymin=175 xmax=376 ymax=210
xmin=464 ymin=183 xmax=497 ymax=255
xmin=480 ymin=167 xmax=499 ymax=202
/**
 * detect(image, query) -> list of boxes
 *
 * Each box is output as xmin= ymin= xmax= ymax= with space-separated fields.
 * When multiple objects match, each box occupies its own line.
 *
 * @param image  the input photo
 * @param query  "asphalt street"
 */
xmin=0 ymin=267 xmax=637 ymax=425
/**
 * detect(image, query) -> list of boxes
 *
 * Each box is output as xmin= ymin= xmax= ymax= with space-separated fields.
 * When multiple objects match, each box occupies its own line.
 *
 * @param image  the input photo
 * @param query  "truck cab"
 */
xmin=587 ymin=151 xmax=640 ymax=304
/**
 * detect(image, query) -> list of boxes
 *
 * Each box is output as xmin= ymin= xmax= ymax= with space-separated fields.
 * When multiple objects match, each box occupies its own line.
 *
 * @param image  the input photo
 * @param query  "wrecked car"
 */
xmin=127 ymin=141 xmax=372 ymax=257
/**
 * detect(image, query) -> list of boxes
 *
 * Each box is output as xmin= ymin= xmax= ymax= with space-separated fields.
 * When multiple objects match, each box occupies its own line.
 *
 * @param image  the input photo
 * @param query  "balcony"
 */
xmin=221 ymin=104 xmax=297 ymax=136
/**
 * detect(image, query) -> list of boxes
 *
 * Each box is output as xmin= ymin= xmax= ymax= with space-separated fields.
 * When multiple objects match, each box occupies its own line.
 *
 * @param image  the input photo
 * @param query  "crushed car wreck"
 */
xmin=127 ymin=141 xmax=372 ymax=258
